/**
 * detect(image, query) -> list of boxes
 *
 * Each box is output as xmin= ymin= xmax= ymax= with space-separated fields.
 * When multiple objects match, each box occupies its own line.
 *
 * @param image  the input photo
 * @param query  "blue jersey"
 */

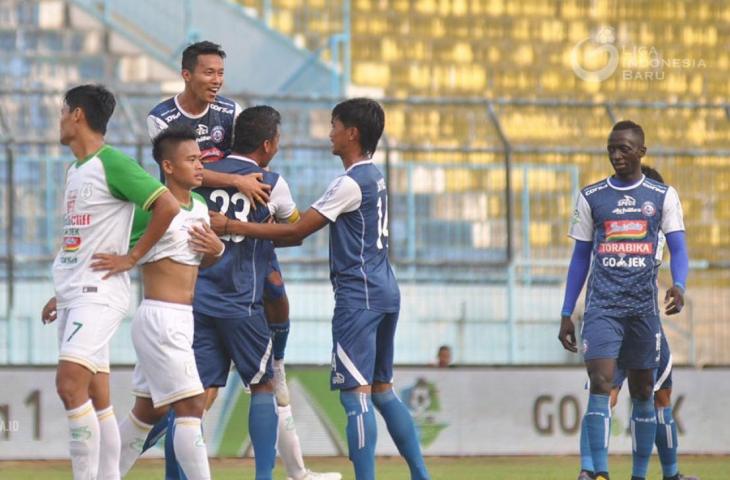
xmin=193 ymin=155 xmax=292 ymax=318
xmin=147 ymin=95 xmax=242 ymax=163
xmin=569 ymin=175 xmax=685 ymax=316
xmin=312 ymin=160 xmax=400 ymax=312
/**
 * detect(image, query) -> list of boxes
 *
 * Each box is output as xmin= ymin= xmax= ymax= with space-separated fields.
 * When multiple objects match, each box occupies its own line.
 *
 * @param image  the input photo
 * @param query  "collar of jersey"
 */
xmin=606 ymin=174 xmax=645 ymax=191
xmin=345 ymin=159 xmax=374 ymax=173
xmin=227 ymin=154 xmax=259 ymax=166
xmin=75 ymin=144 xmax=108 ymax=167
xmin=174 ymin=94 xmax=209 ymax=119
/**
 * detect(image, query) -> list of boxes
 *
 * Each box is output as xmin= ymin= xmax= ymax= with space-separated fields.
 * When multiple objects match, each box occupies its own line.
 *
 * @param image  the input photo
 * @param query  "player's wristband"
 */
xmin=561 ymin=310 xmax=573 ymax=318
xmin=215 ymin=243 xmax=226 ymax=257
xmin=673 ymin=282 xmax=685 ymax=292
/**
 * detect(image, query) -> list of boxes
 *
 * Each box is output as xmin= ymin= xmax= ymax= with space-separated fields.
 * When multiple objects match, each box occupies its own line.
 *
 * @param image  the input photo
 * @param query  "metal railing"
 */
xmin=1 ymin=90 xmax=729 ymax=366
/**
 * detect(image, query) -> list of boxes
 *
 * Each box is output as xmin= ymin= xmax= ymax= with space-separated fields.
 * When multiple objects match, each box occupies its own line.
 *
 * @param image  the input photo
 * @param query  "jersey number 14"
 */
xmin=376 ymin=195 xmax=389 ymax=250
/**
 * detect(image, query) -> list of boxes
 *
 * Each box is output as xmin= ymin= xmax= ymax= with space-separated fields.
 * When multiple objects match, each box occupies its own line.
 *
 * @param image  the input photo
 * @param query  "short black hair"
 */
xmin=332 ymin=98 xmax=385 ymax=157
xmin=611 ymin=120 xmax=645 ymax=145
xmin=232 ymin=105 xmax=281 ymax=154
xmin=152 ymin=125 xmax=198 ymax=165
xmin=641 ymin=165 xmax=664 ymax=183
xmin=181 ymin=41 xmax=226 ymax=71
xmin=64 ymin=84 xmax=116 ymax=134
xmin=438 ymin=345 xmax=451 ymax=353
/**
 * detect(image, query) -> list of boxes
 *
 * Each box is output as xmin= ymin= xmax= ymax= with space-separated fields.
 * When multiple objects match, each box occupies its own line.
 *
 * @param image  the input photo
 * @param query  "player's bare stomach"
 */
xmin=142 ymin=258 xmax=198 ymax=305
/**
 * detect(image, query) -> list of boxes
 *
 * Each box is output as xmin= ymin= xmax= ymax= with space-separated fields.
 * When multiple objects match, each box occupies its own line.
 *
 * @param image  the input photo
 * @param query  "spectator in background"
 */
xmin=436 ymin=345 xmax=453 ymax=368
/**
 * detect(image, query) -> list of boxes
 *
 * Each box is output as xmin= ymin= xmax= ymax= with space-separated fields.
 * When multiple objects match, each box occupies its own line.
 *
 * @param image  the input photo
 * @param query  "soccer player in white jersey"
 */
xmin=225 ymin=99 xmax=430 ymax=480
xmin=41 ymin=84 xmax=179 ymax=480
xmin=112 ymin=126 xmax=224 ymax=479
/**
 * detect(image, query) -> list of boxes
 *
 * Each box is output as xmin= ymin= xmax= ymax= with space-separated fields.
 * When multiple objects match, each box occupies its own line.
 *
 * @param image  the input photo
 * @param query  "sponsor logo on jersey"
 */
xmin=597 ymin=242 xmax=653 ymax=255
xmin=63 ymin=236 xmax=81 ymax=251
xmin=612 ymin=196 xmax=641 ymax=214
xmin=332 ymin=372 xmax=345 ymax=384
xmin=584 ymin=182 xmax=608 ymax=197
xmin=571 ymin=208 xmax=580 ymax=225
xmin=65 ymin=213 xmax=91 ymax=226
xmin=641 ymin=201 xmax=656 ymax=217
xmin=200 ymin=147 xmax=224 ymax=163
xmin=601 ymin=255 xmax=647 ymax=268
xmin=617 ymin=195 xmax=636 ymax=207
xmin=642 ymin=182 xmax=667 ymax=194
xmin=211 ymin=125 xmax=225 ymax=144
xmin=82 ymin=286 xmax=98 ymax=293
xmin=604 ymin=220 xmax=647 ymax=240
xmin=377 ymin=177 xmax=386 ymax=192
xmin=165 ymin=112 xmax=181 ymax=123
xmin=196 ymin=124 xmax=209 ymax=137
xmin=210 ymin=103 xmax=234 ymax=115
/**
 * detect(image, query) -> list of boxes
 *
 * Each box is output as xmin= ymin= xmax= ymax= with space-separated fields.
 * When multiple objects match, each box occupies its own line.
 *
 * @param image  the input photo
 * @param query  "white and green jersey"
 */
xmin=131 ymin=192 xmax=210 ymax=266
xmin=52 ymin=145 xmax=167 ymax=312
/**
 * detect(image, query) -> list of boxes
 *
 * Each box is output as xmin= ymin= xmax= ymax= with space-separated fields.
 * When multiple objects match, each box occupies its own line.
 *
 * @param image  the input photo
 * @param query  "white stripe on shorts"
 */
xmin=250 ymin=338 xmax=273 ymax=385
xmin=336 ymin=343 xmax=369 ymax=386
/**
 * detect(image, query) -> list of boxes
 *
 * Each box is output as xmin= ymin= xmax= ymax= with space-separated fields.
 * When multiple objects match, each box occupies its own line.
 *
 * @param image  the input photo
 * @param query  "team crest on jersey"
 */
xmin=604 ymin=220 xmax=647 ymax=241
xmin=211 ymin=125 xmax=225 ymax=144
xmin=641 ymin=201 xmax=656 ymax=217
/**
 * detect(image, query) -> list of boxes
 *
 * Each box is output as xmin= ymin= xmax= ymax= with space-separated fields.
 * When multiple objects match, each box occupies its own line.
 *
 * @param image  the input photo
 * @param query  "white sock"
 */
xmin=277 ymin=404 xmax=307 ymax=479
xmin=66 ymin=399 xmax=100 ymax=480
xmin=96 ymin=407 xmax=121 ymax=480
xmin=118 ymin=412 xmax=152 ymax=477
xmin=173 ymin=417 xmax=211 ymax=480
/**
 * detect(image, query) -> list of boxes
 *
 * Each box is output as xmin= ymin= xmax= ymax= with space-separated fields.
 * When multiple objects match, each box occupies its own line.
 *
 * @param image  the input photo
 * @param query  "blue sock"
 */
xmin=372 ymin=390 xmax=430 ymax=480
xmin=141 ymin=415 xmax=168 ymax=453
xmin=340 ymin=391 xmax=377 ymax=480
xmin=163 ymin=410 xmax=187 ymax=480
xmin=579 ymin=415 xmax=595 ymax=473
xmin=249 ymin=392 xmax=278 ymax=480
xmin=631 ymin=397 xmax=657 ymax=479
xmin=655 ymin=405 xmax=678 ymax=477
xmin=270 ymin=320 xmax=290 ymax=360
xmin=585 ymin=394 xmax=611 ymax=475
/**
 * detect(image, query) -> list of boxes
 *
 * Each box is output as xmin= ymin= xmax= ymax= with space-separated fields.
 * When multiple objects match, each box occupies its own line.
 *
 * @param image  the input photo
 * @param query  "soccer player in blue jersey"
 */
xmin=576 ymin=165 xmax=698 ymax=480
xmin=227 ymin=98 xmax=431 ymax=480
xmin=559 ymin=121 xmax=689 ymax=480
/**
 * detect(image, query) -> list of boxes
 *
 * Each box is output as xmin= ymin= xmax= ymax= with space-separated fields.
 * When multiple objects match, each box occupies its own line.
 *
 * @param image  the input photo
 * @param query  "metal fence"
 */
xmin=1 ymin=89 xmax=729 ymax=366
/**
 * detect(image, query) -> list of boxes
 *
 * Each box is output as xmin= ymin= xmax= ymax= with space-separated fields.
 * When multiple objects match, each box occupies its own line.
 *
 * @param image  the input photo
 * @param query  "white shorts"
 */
xmin=131 ymin=299 xmax=204 ymax=407
xmin=57 ymin=304 xmax=125 ymax=374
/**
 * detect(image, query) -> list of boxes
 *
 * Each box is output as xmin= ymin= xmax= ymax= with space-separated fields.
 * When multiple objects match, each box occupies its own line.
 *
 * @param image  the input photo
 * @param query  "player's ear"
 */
xmin=181 ymin=68 xmax=192 ymax=82
xmin=638 ymin=145 xmax=647 ymax=157
xmin=162 ymin=159 xmax=174 ymax=175
xmin=71 ymin=107 xmax=84 ymax=123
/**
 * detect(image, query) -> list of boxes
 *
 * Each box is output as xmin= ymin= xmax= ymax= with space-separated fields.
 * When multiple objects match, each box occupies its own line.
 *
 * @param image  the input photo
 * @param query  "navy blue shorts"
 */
xmin=330 ymin=307 xmax=398 ymax=390
xmin=193 ymin=311 xmax=273 ymax=389
xmin=581 ymin=309 xmax=661 ymax=370
xmin=263 ymin=254 xmax=286 ymax=301
xmin=613 ymin=328 xmax=672 ymax=391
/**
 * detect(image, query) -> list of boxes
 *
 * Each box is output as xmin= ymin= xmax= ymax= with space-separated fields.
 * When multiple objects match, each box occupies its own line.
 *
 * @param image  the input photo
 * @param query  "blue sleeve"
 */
xmin=665 ymin=231 xmax=689 ymax=290
xmin=561 ymin=240 xmax=593 ymax=316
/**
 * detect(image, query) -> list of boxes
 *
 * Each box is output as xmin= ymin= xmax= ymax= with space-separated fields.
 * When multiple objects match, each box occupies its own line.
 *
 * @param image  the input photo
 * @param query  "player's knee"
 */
xmin=56 ymin=374 xmax=86 ymax=408
xmin=588 ymin=372 xmax=613 ymax=395
xmin=654 ymin=388 xmax=671 ymax=408
xmin=630 ymin=382 xmax=654 ymax=401
xmin=173 ymin=394 xmax=206 ymax=418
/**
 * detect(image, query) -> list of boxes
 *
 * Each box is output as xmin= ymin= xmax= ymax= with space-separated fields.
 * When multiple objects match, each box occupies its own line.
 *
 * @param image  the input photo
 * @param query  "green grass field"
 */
xmin=1 ymin=455 xmax=726 ymax=480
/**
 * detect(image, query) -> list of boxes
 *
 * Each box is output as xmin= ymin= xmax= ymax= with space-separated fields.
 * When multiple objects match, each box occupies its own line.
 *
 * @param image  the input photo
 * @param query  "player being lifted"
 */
xmin=559 ymin=121 xmax=689 ymax=480
xmin=576 ymin=165 xmax=698 ymax=480
xmin=225 ymin=98 xmax=431 ymax=480
xmin=42 ymin=84 xmax=179 ymax=480
xmin=113 ymin=126 xmax=224 ymax=479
